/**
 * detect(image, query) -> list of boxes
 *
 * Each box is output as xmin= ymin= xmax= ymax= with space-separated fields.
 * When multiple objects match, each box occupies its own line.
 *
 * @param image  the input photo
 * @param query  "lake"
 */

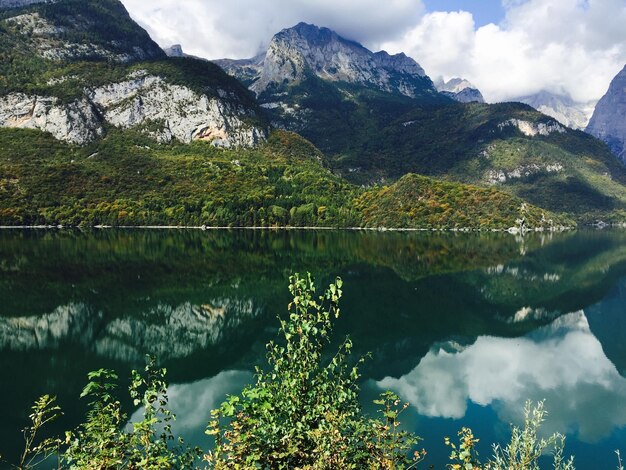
xmin=1 ymin=228 xmax=626 ymax=467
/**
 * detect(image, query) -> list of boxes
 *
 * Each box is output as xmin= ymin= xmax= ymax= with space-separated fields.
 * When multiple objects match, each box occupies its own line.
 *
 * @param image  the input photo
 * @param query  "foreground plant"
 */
xmin=64 ymin=358 xmax=199 ymax=469
xmin=16 ymin=395 xmax=64 ymax=470
xmin=205 ymin=273 xmax=424 ymax=469
xmin=446 ymin=401 xmax=575 ymax=470
xmin=10 ymin=358 xmax=199 ymax=470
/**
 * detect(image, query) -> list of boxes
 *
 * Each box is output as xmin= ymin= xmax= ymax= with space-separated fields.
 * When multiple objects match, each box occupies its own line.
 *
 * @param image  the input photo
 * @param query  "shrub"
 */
xmin=205 ymin=273 xmax=424 ymax=469
xmin=446 ymin=401 xmax=575 ymax=470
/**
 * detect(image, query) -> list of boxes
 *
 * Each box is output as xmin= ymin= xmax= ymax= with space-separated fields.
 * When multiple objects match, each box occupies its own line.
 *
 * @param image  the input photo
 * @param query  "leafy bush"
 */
xmin=12 ymin=359 xmax=200 ymax=469
xmin=446 ymin=401 xmax=575 ymax=470
xmin=206 ymin=273 xmax=424 ymax=469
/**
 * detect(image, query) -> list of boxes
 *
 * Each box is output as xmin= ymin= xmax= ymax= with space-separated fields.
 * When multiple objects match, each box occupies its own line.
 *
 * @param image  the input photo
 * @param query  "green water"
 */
xmin=1 ymin=228 xmax=626 ymax=467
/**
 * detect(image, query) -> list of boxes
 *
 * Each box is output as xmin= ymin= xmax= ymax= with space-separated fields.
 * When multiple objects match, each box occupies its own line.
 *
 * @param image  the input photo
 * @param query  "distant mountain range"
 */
xmin=514 ymin=91 xmax=596 ymax=131
xmin=215 ymin=22 xmax=626 ymax=219
xmin=1 ymin=0 xmax=626 ymax=227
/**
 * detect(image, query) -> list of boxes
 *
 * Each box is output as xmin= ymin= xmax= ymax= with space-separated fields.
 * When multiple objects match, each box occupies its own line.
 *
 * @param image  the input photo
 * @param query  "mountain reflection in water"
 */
xmin=1 ymin=229 xmax=626 ymax=466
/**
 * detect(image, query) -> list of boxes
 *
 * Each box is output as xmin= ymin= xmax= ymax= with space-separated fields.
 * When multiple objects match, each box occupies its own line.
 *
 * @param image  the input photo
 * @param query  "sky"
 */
xmin=121 ymin=0 xmax=626 ymax=103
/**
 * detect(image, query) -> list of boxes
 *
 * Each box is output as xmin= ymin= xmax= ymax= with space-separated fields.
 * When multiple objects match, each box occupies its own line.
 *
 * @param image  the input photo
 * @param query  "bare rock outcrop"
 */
xmin=587 ymin=65 xmax=626 ymax=164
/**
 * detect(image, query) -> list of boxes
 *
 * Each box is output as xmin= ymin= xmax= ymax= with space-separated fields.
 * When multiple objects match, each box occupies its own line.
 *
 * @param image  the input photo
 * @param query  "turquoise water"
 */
xmin=1 ymin=229 xmax=626 ymax=467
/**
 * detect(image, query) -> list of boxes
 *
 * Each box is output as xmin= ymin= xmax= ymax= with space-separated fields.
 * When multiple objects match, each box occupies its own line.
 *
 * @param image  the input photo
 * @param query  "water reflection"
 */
xmin=128 ymin=371 xmax=253 ymax=446
xmin=2 ymin=229 xmax=626 ymax=465
xmin=377 ymin=311 xmax=626 ymax=443
xmin=0 ymin=299 xmax=264 ymax=361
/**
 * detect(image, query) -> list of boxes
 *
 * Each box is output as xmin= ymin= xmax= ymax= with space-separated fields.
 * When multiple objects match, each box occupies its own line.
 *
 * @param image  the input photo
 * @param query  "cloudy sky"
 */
xmin=121 ymin=0 xmax=626 ymax=103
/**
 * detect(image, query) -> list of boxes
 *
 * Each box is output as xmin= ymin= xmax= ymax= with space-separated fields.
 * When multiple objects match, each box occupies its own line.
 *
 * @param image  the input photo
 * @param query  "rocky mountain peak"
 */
xmin=587 ymin=65 xmax=626 ymax=163
xmin=516 ymin=91 xmax=595 ymax=130
xmin=1 ymin=0 xmax=165 ymax=63
xmin=0 ymin=0 xmax=267 ymax=147
xmin=235 ymin=22 xmax=433 ymax=98
xmin=436 ymin=77 xmax=484 ymax=103
xmin=164 ymin=44 xmax=184 ymax=57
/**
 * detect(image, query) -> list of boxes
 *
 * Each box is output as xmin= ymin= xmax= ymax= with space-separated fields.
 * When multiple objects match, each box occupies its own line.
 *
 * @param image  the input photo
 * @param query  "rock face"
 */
xmin=587 ymin=65 xmax=626 ymax=164
xmin=164 ymin=44 xmax=185 ymax=57
xmin=217 ymin=22 xmax=436 ymax=99
xmin=215 ymin=54 xmax=266 ymax=87
xmin=89 ymin=73 xmax=265 ymax=146
xmin=0 ymin=0 xmax=267 ymax=147
xmin=2 ymin=2 xmax=165 ymax=63
xmin=516 ymin=91 xmax=595 ymax=130
xmin=498 ymin=118 xmax=566 ymax=137
xmin=0 ymin=93 xmax=105 ymax=144
xmin=436 ymin=78 xmax=484 ymax=103
xmin=0 ymin=72 xmax=265 ymax=146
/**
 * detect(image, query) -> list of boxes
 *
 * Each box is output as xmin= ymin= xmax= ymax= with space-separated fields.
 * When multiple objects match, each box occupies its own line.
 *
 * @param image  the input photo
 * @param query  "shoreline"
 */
xmin=0 ymin=224 xmax=577 ymax=233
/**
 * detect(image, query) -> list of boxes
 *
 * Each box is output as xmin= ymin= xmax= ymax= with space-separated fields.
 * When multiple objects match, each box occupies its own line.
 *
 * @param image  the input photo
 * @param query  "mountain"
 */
xmin=515 ymin=91 xmax=595 ymax=130
xmin=436 ymin=78 xmax=485 ymax=103
xmin=218 ymin=22 xmax=437 ymax=99
xmin=0 ymin=0 xmax=267 ymax=146
xmin=214 ymin=23 xmax=626 ymax=220
xmin=215 ymin=22 xmax=447 ymax=156
xmin=345 ymin=101 xmax=626 ymax=218
xmin=164 ymin=44 xmax=185 ymax=58
xmin=587 ymin=65 xmax=626 ymax=164
xmin=0 ymin=126 xmax=569 ymax=229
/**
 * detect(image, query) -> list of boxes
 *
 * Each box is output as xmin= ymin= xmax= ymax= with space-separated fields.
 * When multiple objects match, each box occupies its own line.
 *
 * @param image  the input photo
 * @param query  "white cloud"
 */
xmin=121 ymin=0 xmax=626 ymax=104
xmin=121 ymin=0 xmax=425 ymax=60
xmin=380 ymin=0 xmax=626 ymax=102
xmin=376 ymin=311 xmax=626 ymax=443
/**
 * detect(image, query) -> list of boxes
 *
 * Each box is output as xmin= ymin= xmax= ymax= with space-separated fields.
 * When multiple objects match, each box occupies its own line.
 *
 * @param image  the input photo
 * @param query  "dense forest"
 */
xmin=0 ymin=128 xmax=571 ymax=230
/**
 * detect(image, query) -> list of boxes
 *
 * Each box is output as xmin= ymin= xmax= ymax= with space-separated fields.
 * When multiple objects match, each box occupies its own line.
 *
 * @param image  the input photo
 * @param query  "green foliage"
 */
xmin=261 ymin=75 xmax=626 ymax=218
xmin=488 ymin=401 xmax=575 ymax=470
xmin=205 ymin=273 xmax=424 ymax=469
xmin=0 ymin=128 xmax=362 ymax=228
xmin=259 ymin=72 xmax=446 ymax=157
xmin=356 ymin=174 xmax=574 ymax=230
xmin=445 ymin=427 xmax=481 ymax=470
xmin=16 ymin=395 xmax=64 ymax=470
xmin=446 ymin=401 xmax=576 ymax=470
xmin=61 ymin=358 xmax=199 ymax=469
xmin=0 ymin=127 xmax=571 ymax=230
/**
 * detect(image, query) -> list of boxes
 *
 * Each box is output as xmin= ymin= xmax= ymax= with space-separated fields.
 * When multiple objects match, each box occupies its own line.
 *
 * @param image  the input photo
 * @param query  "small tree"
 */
xmin=205 ymin=273 xmax=424 ymax=469
xmin=446 ymin=401 xmax=575 ymax=470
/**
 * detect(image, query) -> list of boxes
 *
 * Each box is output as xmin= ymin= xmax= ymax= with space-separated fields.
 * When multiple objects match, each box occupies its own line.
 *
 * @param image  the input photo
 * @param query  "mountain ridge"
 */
xmin=587 ymin=64 xmax=626 ymax=164
xmin=216 ymin=22 xmax=437 ymax=100
xmin=0 ymin=0 xmax=267 ymax=147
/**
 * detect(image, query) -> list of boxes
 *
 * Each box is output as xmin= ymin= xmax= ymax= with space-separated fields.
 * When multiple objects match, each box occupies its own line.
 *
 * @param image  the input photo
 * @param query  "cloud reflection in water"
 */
xmin=376 ymin=312 xmax=626 ymax=443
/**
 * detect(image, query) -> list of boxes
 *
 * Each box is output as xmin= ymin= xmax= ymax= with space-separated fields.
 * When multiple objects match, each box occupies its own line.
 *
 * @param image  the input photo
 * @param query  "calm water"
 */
xmin=1 ymin=229 xmax=626 ymax=467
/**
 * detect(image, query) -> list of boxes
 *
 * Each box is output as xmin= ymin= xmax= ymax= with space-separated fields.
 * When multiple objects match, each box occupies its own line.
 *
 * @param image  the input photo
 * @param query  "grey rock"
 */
xmin=516 ymin=91 xmax=595 ymax=130
xmin=436 ymin=78 xmax=485 ymax=103
xmin=0 ymin=93 xmax=105 ymax=144
xmin=498 ymin=118 xmax=566 ymax=137
xmin=88 ymin=74 xmax=265 ymax=146
xmin=214 ymin=53 xmax=266 ymax=85
xmin=164 ymin=44 xmax=185 ymax=57
xmin=0 ymin=74 xmax=266 ymax=147
xmin=2 ymin=7 xmax=164 ymax=63
xmin=587 ymin=65 xmax=626 ymax=163
xmin=219 ymin=22 xmax=435 ymax=99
